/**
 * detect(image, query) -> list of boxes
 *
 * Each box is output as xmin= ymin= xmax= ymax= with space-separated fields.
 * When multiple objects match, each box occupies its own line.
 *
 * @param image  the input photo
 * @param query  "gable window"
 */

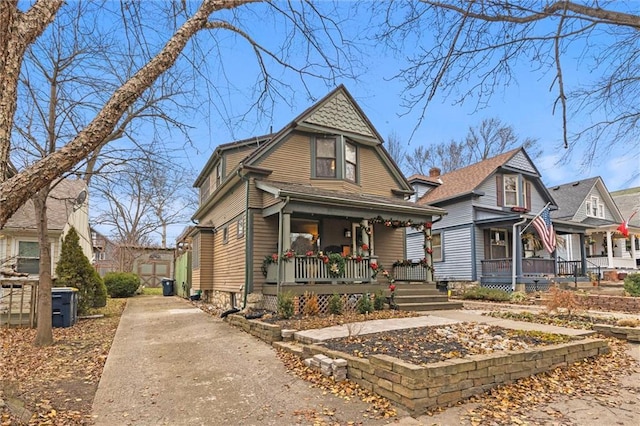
xmin=345 ymin=142 xmax=357 ymax=182
xmin=431 ymin=233 xmax=443 ymax=262
xmin=215 ymin=163 xmax=222 ymax=188
xmin=500 ymin=174 xmax=528 ymax=208
xmin=17 ymin=241 xmax=39 ymax=274
xmin=237 ymin=216 xmax=244 ymax=239
xmin=586 ymin=196 xmax=604 ymax=218
xmin=316 ymin=138 xmax=336 ymax=178
xmin=199 ymin=176 xmax=210 ymax=204
xmin=503 ymin=175 xmax=519 ymax=206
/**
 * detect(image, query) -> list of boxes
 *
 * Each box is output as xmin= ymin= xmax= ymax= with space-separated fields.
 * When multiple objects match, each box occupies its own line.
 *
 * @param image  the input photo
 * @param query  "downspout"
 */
xmin=512 ymin=216 xmax=528 ymax=291
xmin=238 ymin=169 xmax=250 ymax=310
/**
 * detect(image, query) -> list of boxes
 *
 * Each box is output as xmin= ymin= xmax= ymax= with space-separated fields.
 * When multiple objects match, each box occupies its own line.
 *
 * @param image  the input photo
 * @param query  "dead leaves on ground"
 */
xmin=1 ymin=298 xmax=126 ymax=425
xmin=264 ymin=310 xmax=419 ymax=332
xmin=276 ymin=349 xmax=397 ymax=423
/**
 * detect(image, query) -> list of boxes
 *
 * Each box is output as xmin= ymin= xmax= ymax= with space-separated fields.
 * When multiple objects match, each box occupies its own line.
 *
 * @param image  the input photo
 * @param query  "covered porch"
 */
xmin=255 ymin=181 xmax=445 ymax=290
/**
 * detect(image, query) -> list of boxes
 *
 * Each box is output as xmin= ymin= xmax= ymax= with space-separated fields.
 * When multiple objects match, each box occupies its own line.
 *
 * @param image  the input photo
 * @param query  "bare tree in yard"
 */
xmin=405 ymin=117 xmax=539 ymax=175
xmin=385 ymin=130 xmax=407 ymax=171
xmin=2 ymin=1 xmax=357 ymax=346
xmin=376 ymin=1 xmax=640 ymax=168
xmin=0 ymin=0 xmax=357 ymax=228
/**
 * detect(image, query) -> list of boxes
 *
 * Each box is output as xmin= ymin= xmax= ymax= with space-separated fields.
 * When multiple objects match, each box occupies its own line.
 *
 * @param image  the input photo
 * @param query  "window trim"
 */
xmin=222 ymin=226 xmax=229 ymax=244
xmin=16 ymin=240 xmax=40 ymax=274
xmin=503 ymin=174 xmax=519 ymax=207
xmin=431 ymin=232 xmax=443 ymax=262
xmin=237 ymin=216 xmax=244 ymax=239
xmin=314 ymin=136 xmax=337 ymax=178
xmin=586 ymin=195 xmax=604 ymax=219
xmin=345 ymin=141 xmax=358 ymax=183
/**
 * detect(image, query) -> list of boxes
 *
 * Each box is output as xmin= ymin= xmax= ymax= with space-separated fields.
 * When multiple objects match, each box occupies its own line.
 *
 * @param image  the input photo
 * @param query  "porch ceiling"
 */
xmin=256 ymin=180 xmax=445 ymax=222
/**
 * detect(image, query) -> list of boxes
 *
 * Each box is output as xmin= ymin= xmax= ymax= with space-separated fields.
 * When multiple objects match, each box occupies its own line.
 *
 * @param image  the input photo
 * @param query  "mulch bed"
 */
xmin=322 ymin=323 xmax=572 ymax=366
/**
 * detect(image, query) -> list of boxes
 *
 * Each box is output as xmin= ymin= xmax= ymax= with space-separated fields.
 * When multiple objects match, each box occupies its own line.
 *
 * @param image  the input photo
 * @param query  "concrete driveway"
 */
xmin=92 ymin=296 xmax=402 ymax=425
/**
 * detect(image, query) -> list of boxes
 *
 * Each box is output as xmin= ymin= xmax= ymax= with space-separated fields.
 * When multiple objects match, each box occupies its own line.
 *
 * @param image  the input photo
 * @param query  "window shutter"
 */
xmin=525 ymin=182 xmax=532 ymax=211
xmin=496 ymin=175 xmax=504 ymax=206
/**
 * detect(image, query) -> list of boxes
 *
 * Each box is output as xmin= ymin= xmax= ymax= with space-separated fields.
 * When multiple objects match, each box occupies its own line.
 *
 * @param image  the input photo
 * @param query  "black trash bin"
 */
xmin=161 ymin=278 xmax=175 ymax=296
xmin=52 ymin=287 xmax=78 ymax=328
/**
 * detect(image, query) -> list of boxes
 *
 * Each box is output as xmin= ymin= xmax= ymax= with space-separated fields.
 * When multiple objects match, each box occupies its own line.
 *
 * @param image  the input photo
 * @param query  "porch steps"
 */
xmin=391 ymin=283 xmax=463 ymax=312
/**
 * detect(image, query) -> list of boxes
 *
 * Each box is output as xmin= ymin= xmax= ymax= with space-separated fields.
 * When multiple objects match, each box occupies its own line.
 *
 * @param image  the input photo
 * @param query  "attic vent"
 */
xmin=553 ymin=186 xmax=559 ymax=190
xmin=572 ymin=182 xmax=580 ymax=186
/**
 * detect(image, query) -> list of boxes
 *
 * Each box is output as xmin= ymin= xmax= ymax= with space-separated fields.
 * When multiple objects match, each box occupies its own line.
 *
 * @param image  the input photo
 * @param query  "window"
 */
xmin=96 ymin=251 xmax=106 ymax=261
xmin=431 ymin=233 xmax=443 ymax=262
xmin=315 ymin=138 xmax=337 ymax=178
xmin=17 ymin=241 xmax=39 ymax=274
xmin=215 ymin=163 xmax=222 ymax=188
xmin=345 ymin=142 xmax=357 ymax=182
xmin=222 ymin=226 xmax=229 ymax=244
xmin=490 ymin=229 xmax=508 ymax=259
xmin=503 ymin=175 xmax=518 ymax=206
xmin=586 ymin=196 xmax=604 ymax=218
xmin=237 ymin=216 xmax=244 ymax=239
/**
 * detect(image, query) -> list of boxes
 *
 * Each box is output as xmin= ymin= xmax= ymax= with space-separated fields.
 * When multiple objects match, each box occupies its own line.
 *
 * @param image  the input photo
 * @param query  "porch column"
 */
xmin=514 ymin=226 xmax=523 ymax=281
xmin=579 ymin=233 xmax=587 ymax=275
xmin=282 ymin=212 xmax=294 ymax=282
xmin=424 ymin=226 xmax=434 ymax=282
xmin=631 ymin=234 xmax=637 ymax=268
xmin=361 ymin=220 xmax=370 ymax=255
xmin=606 ymin=230 xmax=614 ymax=268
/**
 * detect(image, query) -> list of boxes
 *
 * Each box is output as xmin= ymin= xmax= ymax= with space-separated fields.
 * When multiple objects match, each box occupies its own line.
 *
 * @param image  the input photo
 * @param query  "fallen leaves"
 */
xmin=0 ymin=298 xmax=126 ymax=425
xmin=263 ymin=310 xmax=419 ymax=331
xmin=276 ymin=349 xmax=397 ymax=421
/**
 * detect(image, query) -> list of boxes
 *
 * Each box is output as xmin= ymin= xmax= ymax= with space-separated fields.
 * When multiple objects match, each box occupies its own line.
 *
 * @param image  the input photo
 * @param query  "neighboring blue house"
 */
xmin=407 ymin=148 xmax=591 ymax=290
xmin=550 ymin=177 xmax=638 ymax=272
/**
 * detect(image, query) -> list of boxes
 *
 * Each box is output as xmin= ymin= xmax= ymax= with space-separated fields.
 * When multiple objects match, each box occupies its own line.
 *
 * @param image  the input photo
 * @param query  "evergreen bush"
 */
xmin=104 ymin=272 xmax=140 ymax=298
xmin=356 ymin=293 xmax=374 ymax=314
xmin=328 ymin=293 xmax=343 ymax=315
xmin=461 ymin=286 xmax=511 ymax=302
xmin=55 ymin=227 xmax=107 ymax=314
xmin=277 ymin=291 xmax=295 ymax=319
xmin=624 ymin=273 xmax=640 ymax=297
xmin=373 ymin=289 xmax=385 ymax=311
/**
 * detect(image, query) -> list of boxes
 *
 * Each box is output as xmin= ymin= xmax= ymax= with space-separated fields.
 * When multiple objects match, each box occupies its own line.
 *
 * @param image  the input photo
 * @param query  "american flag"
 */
xmin=532 ymin=207 xmax=556 ymax=253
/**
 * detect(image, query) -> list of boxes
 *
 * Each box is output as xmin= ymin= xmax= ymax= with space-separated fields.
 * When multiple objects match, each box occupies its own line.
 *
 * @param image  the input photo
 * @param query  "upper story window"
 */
xmin=215 ymin=163 xmax=222 ymax=188
xmin=345 ymin=142 xmax=357 ymax=182
xmin=502 ymin=174 xmax=527 ymax=208
xmin=199 ymin=176 xmax=210 ymax=204
xmin=586 ymin=195 xmax=604 ymax=218
xmin=316 ymin=138 xmax=337 ymax=178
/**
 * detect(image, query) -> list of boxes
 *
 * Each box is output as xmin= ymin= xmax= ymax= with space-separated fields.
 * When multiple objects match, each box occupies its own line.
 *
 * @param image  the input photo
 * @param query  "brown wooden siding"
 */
xmin=192 ymin=269 xmax=201 ymax=290
xmin=251 ymin=214 xmax=279 ymax=293
xmin=197 ymin=232 xmax=214 ymax=290
xmin=248 ymin=179 xmax=263 ymax=209
xmin=199 ymin=182 xmax=246 ymax=227
xmin=212 ymin=218 xmax=246 ymax=292
xmin=359 ymin=146 xmax=404 ymax=196
xmin=373 ymin=225 xmax=405 ymax=269
xmin=256 ymin=133 xmax=312 ymax=184
xmin=225 ymin=146 xmax=256 ymax=176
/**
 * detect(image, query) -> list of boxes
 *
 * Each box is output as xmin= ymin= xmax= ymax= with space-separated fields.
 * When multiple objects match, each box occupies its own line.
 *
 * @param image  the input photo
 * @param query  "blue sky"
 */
xmin=101 ymin=2 xmax=640 ymax=244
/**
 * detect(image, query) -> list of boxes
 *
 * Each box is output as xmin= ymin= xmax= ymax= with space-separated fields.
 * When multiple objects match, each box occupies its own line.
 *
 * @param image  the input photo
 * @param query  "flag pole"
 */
xmin=520 ymin=202 xmax=551 ymax=235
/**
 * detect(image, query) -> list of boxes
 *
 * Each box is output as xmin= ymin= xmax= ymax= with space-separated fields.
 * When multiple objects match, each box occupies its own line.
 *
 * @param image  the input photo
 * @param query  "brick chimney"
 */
xmin=429 ymin=167 xmax=441 ymax=177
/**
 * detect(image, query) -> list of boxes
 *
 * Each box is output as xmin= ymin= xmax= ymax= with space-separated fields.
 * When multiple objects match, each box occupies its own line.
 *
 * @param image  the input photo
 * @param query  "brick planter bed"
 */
xmin=226 ymin=313 xmax=610 ymax=416
xmin=278 ymin=338 xmax=609 ymax=416
xmin=593 ymin=324 xmax=640 ymax=342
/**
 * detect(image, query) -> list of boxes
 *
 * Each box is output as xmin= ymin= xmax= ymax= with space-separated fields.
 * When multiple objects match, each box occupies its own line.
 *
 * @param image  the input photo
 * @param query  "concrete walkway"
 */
xmin=91 ymin=296 xmax=401 ymax=426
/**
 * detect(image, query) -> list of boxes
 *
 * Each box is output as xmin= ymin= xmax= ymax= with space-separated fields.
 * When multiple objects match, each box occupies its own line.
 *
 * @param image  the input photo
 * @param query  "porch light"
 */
xmin=344 ymin=229 xmax=351 ymax=238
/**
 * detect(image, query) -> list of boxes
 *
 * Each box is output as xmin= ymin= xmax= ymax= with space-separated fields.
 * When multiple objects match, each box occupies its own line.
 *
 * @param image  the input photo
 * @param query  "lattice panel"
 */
xmin=262 ymin=295 xmax=278 ymax=312
xmin=262 ymin=292 xmax=383 ymax=315
xmin=480 ymin=283 xmax=513 ymax=292
xmin=525 ymin=282 xmax=550 ymax=292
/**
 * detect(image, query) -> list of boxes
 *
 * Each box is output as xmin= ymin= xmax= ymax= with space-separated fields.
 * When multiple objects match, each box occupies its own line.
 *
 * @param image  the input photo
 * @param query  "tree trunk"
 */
xmin=33 ymin=187 xmax=53 ymax=346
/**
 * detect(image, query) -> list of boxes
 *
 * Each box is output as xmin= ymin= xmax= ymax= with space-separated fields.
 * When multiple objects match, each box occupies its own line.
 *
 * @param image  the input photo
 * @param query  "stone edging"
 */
xmin=225 ymin=313 xmax=610 ymax=416
xmin=593 ymin=324 xmax=640 ymax=342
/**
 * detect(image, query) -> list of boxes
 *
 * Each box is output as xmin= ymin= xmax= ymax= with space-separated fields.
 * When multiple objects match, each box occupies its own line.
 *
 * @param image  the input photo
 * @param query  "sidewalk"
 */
xmin=91 ymin=296 xmax=401 ymax=425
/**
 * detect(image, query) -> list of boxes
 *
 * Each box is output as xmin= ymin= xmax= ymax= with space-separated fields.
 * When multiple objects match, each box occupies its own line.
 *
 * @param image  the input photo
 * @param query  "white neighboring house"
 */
xmin=549 ymin=177 xmax=639 ymax=271
xmin=0 ymin=178 xmax=92 ymax=276
xmin=611 ymin=186 xmax=640 ymax=269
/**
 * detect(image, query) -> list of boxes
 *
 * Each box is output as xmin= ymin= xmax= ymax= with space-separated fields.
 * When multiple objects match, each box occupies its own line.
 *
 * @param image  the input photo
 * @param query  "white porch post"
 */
xmin=424 ymin=226 xmax=434 ymax=282
xmin=606 ymin=230 xmax=614 ymax=268
xmin=282 ymin=212 xmax=294 ymax=282
xmin=631 ymin=234 xmax=637 ymax=269
xmin=361 ymin=220 xmax=370 ymax=256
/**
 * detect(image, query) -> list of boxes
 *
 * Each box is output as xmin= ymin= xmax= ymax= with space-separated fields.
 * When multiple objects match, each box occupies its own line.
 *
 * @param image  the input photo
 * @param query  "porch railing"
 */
xmin=557 ymin=260 xmax=582 ymax=276
xmin=392 ymin=263 xmax=427 ymax=282
xmin=482 ymin=258 xmax=555 ymax=277
xmin=586 ymin=256 xmax=637 ymax=269
xmin=266 ymin=256 xmax=373 ymax=284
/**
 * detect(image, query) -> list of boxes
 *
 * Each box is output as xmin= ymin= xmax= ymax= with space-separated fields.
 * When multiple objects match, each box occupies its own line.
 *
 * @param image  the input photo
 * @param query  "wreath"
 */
xmin=326 ymin=253 xmax=346 ymax=278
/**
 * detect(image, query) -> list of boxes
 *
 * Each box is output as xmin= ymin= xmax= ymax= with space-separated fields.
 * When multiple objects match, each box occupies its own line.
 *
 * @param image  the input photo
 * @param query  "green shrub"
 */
xmin=373 ymin=289 xmax=385 ymax=311
xmin=624 ymin=273 xmax=640 ymax=297
xmin=328 ymin=293 xmax=343 ymax=315
xmin=357 ymin=293 xmax=374 ymax=314
xmin=55 ymin=227 xmax=107 ymax=314
xmin=510 ymin=291 xmax=528 ymax=304
xmin=104 ymin=272 xmax=140 ymax=298
xmin=277 ymin=291 xmax=295 ymax=319
xmin=461 ymin=286 xmax=511 ymax=302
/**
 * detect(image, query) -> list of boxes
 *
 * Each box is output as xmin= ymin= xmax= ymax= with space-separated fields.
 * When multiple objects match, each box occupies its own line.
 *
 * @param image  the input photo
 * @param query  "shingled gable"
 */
xmin=238 ymin=85 xmax=412 ymax=193
xmin=412 ymin=148 xmax=552 ymax=204
xmin=549 ymin=176 xmax=624 ymax=223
